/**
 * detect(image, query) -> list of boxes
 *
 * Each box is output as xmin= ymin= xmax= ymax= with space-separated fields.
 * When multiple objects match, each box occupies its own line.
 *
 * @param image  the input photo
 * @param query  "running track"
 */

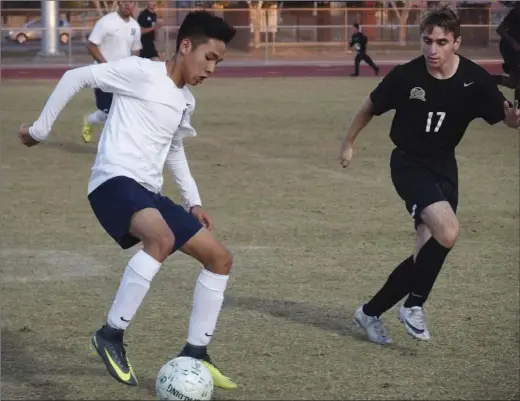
xmin=0 ymin=61 xmax=503 ymax=79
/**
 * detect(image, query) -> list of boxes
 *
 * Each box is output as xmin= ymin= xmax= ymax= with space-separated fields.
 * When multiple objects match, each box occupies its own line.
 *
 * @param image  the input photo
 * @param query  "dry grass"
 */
xmin=1 ymin=78 xmax=518 ymax=400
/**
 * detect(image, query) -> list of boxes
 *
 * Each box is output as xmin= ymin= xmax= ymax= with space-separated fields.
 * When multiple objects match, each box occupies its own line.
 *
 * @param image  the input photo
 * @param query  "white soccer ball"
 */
xmin=156 ymin=356 xmax=214 ymax=401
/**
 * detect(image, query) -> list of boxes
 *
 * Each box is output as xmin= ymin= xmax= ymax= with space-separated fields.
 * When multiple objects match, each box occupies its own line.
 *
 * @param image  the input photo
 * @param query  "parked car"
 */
xmin=6 ymin=18 xmax=75 ymax=44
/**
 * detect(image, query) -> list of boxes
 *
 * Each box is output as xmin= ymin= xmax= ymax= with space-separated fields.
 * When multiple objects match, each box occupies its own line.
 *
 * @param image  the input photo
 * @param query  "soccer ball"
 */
xmin=156 ymin=356 xmax=214 ymax=401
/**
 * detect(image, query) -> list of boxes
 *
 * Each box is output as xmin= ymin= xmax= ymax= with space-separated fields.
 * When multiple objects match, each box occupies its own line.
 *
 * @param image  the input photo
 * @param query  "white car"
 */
xmin=7 ymin=18 xmax=75 ymax=44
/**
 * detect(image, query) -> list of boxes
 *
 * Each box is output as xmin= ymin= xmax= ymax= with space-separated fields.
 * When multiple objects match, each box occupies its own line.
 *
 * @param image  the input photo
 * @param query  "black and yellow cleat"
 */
xmin=90 ymin=325 xmax=138 ymax=386
xmin=178 ymin=343 xmax=237 ymax=390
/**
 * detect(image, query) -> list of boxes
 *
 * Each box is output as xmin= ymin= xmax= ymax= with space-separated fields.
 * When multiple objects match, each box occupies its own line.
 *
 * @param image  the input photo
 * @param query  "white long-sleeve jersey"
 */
xmin=29 ymin=56 xmax=202 ymax=209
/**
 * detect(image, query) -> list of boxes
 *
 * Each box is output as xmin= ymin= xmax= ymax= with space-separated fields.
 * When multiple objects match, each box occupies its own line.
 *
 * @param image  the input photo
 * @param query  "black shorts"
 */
xmin=140 ymin=44 xmax=159 ymax=59
xmin=390 ymin=148 xmax=458 ymax=228
xmin=88 ymin=176 xmax=203 ymax=251
xmin=94 ymin=88 xmax=113 ymax=114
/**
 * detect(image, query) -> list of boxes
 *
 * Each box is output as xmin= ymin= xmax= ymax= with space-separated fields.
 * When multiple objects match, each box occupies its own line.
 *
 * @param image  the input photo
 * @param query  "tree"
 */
xmin=383 ymin=0 xmax=420 ymax=46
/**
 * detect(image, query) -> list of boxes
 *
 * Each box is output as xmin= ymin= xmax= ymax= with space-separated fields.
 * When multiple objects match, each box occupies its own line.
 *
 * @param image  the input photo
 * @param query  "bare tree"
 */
xmin=384 ymin=0 xmax=419 ymax=46
xmin=248 ymin=0 xmax=264 ymax=48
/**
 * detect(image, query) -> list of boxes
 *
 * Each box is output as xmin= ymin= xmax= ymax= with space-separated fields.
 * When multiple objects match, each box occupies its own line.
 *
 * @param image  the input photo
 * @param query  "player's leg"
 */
xmin=351 ymin=53 xmax=362 ymax=76
xmin=354 ymin=150 xmax=445 ymax=344
xmin=88 ymin=176 xmax=174 ymax=386
xmin=362 ymin=52 xmax=379 ymax=75
xmin=82 ymin=89 xmax=112 ymax=143
xmin=152 ymin=196 xmax=237 ymax=389
xmin=399 ymin=180 xmax=459 ymax=340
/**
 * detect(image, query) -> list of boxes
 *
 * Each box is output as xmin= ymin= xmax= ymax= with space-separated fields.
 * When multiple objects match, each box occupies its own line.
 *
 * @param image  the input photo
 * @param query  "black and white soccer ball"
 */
xmin=156 ymin=356 xmax=214 ymax=401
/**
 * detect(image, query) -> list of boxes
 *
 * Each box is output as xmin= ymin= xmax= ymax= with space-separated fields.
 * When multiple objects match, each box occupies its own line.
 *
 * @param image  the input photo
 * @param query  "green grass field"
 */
xmin=1 ymin=78 xmax=518 ymax=400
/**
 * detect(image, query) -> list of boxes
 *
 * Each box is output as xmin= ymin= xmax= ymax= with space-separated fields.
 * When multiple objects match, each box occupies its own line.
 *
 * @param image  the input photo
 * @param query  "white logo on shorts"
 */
xmin=411 ymin=204 xmax=417 ymax=218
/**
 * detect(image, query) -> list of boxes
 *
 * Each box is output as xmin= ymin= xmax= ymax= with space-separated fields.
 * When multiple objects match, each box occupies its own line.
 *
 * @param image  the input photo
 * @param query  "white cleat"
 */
xmin=353 ymin=305 xmax=393 ymax=345
xmin=398 ymin=305 xmax=431 ymax=341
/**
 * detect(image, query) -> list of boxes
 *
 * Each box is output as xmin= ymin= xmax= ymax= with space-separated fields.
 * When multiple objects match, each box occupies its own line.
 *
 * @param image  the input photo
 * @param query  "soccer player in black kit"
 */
xmin=348 ymin=23 xmax=379 ymax=77
xmin=138 ymin=0 xmax=160 ymax=60
xmin=338 ymin=5 xmax=520 ymax=345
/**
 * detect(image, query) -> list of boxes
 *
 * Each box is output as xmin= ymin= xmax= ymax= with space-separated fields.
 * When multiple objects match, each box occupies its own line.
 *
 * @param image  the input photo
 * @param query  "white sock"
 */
xmin=87 ymin=110 xmax=108 ymax=125
xmin=107 ymin=250 xmax=161 ymax=330
xmin=187 ymin=269 xmax=229 ymax=346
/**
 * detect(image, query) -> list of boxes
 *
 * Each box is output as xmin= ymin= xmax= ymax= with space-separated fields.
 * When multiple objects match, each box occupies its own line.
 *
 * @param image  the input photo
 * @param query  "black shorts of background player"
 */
xmin=138 ymin=1 xmax=160 ymax=60
xmin=493 ymin=3 xmax=520 ymax=101
xmin=338 ymin=5 xmax=520 ymax=345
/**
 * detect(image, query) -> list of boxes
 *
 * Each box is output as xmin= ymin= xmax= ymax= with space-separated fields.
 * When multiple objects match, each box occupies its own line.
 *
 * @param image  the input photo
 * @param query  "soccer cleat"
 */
xmin=398 ymin=305 xmax=431 ymax=341
xmin=90 ymin=326 xmax=138 ymax=386
xmin=81 ymin=116 xmax=93 ymax=143
xmin=178 ymin=344 xmax=237 ymax=390
xmin=353 ymin=305 xmax=393 ymax=345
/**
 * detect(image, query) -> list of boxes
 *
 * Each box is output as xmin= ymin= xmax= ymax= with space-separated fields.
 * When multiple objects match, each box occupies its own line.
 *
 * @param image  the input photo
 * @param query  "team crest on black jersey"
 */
xmin=409 ymin=87 xmax=426 ymax=102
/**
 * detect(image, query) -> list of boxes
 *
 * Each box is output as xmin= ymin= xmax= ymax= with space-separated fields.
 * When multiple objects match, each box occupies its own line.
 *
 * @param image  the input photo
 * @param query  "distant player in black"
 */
xmin=493 ymin=3 xmax=520 ymax=101
xmin=138 ymin=0 xmax=160 ymax=60
xmin=339 ymin=6 xmax=520 ymax=345
xmin=348 ymin=23 xmax=379 ymax=76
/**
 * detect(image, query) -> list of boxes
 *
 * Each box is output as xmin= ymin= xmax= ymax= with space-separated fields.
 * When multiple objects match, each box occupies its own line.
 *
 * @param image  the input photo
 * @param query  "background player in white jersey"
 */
xmin=82 ymin=0 xmax=142 ymax=144
xmin=18 ymin=11 xmax=237 ymax=391
xmin=339 ymin=6 xmax=520 ymax=345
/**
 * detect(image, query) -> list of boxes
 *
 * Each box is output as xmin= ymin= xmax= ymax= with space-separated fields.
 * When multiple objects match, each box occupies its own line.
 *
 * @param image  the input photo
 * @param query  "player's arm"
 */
xmin=477 ymin=71 xmax=520 ymax=129
xmin=497 ymin=11 xmax=520 ymax=51
xmin=339 ymin=66 xmax=400 ymax=167
xmin=87 ymin=17 xmax=107 ymax=63
xmin=131 ymin=25 xmax=142 ymax=57
xmin=24 ymin=58 xmax=144 ymax=143
xmin=165 ymin=138 xmax=202 ymax=212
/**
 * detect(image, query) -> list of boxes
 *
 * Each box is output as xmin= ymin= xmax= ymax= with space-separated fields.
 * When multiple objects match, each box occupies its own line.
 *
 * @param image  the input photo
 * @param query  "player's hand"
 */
xmin=503 ymin=100 xmax=520 ymax=129
xmin=190 ymin=206 xmax=213 ymax=231
xmin=18 ymin=124 xmax=40 ymax=147
xmin=339 ymin=141 xmax=354 ymax=168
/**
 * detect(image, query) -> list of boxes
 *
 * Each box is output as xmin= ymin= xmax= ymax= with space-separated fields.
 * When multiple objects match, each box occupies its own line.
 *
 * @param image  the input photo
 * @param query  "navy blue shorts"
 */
xmin=94 ymin=88 xmax=113 ymax=114
xmin=88 ymin=176 xmax=203 ymax=252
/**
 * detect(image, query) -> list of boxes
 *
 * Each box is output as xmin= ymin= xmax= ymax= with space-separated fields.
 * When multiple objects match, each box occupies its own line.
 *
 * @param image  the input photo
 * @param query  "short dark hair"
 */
xmin=420 ymin=5 xmax=460 ymax=39
xmin=353 ymin=23 xmax=360 ymax=30
xmin=175 ymin=11 xmax=236 ymax=52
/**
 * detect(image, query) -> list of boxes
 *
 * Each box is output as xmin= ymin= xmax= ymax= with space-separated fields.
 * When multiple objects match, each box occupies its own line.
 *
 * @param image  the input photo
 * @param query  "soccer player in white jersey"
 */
xmin=81 ymin=0 xmax=142 ymax=144
xmin=18 ymin=11 xmax=237 ymax=390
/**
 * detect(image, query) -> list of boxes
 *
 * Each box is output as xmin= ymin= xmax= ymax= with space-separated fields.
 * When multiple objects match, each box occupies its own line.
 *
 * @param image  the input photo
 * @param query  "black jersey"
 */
xmin=138 ymin=8 xmax=158 ymax=48
xmin=370 ymin=56 xmax=506 ymax=164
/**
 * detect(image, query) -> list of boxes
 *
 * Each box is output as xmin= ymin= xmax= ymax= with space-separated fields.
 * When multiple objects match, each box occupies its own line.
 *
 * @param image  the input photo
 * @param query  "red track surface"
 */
xmin=0 ymin=62 xmax=503 ymax=80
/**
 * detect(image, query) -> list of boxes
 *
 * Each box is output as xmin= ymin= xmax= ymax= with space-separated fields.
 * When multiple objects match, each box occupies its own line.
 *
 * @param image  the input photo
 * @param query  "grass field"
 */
xmin=1 ymin=78 xmax=519 ymax=400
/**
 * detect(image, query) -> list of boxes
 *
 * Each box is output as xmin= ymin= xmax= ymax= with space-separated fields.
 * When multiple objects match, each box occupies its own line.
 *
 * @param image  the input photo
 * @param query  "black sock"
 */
xmin=363 ymin=255 xmax=414 ymax=317
xmin=404 ymin=237 xmax=451 ymax=308
xmin=180 ymin=343 xmax=207 ymax=358
xmin=100 ymin=324 xmax=124 ymax=342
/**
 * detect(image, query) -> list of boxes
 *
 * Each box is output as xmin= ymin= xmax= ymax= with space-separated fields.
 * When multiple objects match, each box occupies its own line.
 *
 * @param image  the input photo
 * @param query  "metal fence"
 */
xmin=0 ymin=6 xmax=504 ymax=67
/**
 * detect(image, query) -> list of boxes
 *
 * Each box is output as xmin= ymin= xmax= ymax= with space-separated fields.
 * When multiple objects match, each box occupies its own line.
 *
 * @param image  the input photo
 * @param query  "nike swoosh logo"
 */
xmin=104 ymin=349 xmax=132 ymax=382
xmin=464 ymin=82 xmax=474 ymax=87
xmin=205 ymin=333 xmax=212 ymax=337
xmin=120 ymin=317 xmax=131 ymax=322
xmin=404 ymin=319 xmax=425 ymax=334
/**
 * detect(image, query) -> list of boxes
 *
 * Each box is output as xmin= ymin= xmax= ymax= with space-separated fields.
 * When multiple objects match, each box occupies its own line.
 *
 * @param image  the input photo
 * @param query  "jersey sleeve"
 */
xmin=88 ymin=16 xmax=107 ymax=45
xmin=28 ymin=57 xmax=145 ymax=141
xmin=165 ymin=139 xmax=202 ymax=209
xmin=131 ymin=25 xmax=142 ymax=52
xmin=369 ymin=66 xmax=401 ymax=116
xmin=475 ymin=71 xmax=506 ymax=125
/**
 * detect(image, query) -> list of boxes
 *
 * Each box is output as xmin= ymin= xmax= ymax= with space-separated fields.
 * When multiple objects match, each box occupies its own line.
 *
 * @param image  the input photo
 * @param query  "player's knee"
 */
xmin=143 ymin=231 xmax=175 ymax=262
xmin=437 ymin=220 xmax=459 ymax=249
xmin=206 ymin=246 xmax=233 ymax=275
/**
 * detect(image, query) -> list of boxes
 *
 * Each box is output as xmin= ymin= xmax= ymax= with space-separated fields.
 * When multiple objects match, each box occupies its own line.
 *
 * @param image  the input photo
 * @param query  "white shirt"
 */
xmin=29 ymin=57 xmax=202 ymax=209
xmin=88 ymin=12 xmax=142 ymax=62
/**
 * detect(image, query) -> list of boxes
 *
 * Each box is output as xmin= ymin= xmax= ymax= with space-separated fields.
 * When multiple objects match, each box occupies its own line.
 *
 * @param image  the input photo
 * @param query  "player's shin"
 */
xmin=404 ymin=237 xmax=451 ymax=307
xmin=187 ymin=268 xmax=229 ymax=348
xmin=106 ymin=250 xmax=162 ymax=331
xmin=363 ymin=255 xmax=414 ymax=317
